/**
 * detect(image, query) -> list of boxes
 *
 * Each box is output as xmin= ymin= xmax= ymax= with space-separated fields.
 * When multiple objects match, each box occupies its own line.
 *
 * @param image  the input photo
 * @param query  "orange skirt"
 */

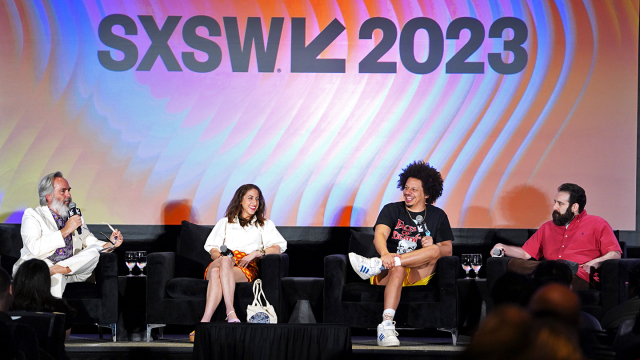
xmin=204 ymin=250 xmax=259 ymax=282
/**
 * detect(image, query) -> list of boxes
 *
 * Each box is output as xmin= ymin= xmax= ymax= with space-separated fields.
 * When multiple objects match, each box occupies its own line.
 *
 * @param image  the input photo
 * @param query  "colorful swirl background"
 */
xmin=0 ymin=0 xmax=637 ymax=229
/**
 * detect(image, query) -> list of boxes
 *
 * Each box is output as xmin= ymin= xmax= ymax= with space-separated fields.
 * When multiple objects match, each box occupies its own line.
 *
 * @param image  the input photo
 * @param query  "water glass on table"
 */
xmin=461 ymin=254 xmax=472 ymax=279
xmin=471 ymin=254 xmax=482 ymax=279
xmin=125 ymin=251 xmax=137 ymax=277
xmin=137 ymin=251 xmax=147 ymax=277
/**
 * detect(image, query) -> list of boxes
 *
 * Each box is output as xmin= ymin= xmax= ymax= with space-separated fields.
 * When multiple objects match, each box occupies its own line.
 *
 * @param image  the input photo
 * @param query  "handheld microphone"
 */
xmin=492 ymin=248 xmax=504 ymax=257
xmin=415 ymin=215 xmax=430 ymax=236
xmin=219 ymin=245 xmax=234 ymax=258
xmin=68 ymin=202 xmax=82 ymax=234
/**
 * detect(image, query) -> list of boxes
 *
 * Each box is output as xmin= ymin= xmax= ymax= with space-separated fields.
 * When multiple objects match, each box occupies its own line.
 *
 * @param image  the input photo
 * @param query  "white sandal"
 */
xmin=226 ymin=310 xmax=240 ymax=323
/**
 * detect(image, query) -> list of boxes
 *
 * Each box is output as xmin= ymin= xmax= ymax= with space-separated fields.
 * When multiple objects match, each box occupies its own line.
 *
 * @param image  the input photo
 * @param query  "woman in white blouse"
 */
xmin=199 ymin=184 xmax=287 ymax=324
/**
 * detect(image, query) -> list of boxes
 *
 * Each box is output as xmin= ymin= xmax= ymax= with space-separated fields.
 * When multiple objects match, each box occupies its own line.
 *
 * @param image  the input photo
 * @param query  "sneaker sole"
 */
xmin=377 ymin=341 xmax=400 ymax=347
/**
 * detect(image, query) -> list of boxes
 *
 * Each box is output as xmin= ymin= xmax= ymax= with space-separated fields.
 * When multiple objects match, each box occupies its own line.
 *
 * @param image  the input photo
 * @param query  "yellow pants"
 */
xmin=370 ymin=268 xmax=435 ymax=287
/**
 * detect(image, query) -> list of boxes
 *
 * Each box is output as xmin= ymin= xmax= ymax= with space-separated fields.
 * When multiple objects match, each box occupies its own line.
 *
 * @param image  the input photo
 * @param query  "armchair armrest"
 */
xmin=323 ymin=255 xmax=347 ymax=323
xmin=600 ymin=259 xmax=640 ymax=315
xmin=324 ymin=255 xmax=347 ymax=302
xmin=146 ymin=252 xmax=175 ymax=324
xmin=258 ymin=253 xmax=289 ymax=316
xmin=95 ymin=252 xmax=118 ymax=323
xmin=436 ymin=256 xmax=458 ymax=329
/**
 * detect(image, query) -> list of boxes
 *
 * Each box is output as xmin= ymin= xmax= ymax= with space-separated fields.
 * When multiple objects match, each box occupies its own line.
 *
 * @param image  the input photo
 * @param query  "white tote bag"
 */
xmin=246 ymin=279 xmax=278 ymax=323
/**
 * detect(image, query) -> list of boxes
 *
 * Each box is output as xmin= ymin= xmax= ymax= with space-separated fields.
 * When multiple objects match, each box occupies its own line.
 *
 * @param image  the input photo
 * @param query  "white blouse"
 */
xmin=203 ymin=217 xmax=287 ymax=255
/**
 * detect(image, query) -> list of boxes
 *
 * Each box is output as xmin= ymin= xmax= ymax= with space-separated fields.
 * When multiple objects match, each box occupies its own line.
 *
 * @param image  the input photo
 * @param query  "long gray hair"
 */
xmin=38 ymin=172 xmax=64 ymax=206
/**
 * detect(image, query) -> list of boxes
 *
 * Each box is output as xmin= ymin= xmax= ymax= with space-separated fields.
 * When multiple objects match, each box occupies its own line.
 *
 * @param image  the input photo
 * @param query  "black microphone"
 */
xmin=68 ymin=202 xmax=82 ymax=234
xmin=219 ymin=245 xmax=234 ymax=258
xmin=415 ymin=215 xmax=429 ymax=236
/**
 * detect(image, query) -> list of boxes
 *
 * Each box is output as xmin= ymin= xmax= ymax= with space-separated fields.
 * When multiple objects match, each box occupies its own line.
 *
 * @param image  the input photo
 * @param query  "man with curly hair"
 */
xmin=349 ymin=161 xmax=454 ymax=346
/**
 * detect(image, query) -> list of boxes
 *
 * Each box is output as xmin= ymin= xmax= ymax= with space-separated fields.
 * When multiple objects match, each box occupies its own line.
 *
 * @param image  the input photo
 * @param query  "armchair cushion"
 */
xmin=175 ymin=220 xmax=213 ymax=279
xmin=348 ymin=230 xmax=377 ymax=258
xmin=342 ymin=282 xmax=439 ymax=303
xmin=166 ymin=278 xmax=208 ymax=300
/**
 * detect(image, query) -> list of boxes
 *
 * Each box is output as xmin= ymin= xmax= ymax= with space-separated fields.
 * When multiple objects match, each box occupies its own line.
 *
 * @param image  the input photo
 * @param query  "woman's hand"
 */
xmin=237 ymin=251 xmax=259 ymax=268
xmin=380 ymin=253 xmax=397 ymax=269
xmin=210 ymin=249 xmax=221 ymax=261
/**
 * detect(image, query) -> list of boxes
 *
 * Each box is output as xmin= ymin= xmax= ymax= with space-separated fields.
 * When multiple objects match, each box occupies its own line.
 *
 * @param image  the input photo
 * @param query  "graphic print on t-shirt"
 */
xmin=393 ymin=219 xmax=430 ymax=254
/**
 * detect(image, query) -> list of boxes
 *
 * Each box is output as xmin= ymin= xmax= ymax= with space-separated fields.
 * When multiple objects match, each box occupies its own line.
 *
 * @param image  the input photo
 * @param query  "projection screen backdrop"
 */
xmin=0 ymin=0 xmax=637 ymax=229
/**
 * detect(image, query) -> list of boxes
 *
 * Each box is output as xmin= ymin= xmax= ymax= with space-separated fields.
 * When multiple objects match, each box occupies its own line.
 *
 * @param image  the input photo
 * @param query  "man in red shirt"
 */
xmin=491 ymin=183 xmax=621 ymax=289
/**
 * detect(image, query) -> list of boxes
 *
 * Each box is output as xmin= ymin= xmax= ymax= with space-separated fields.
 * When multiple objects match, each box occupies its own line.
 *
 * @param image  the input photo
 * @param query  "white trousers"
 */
xmin=44 ymin=246 xmax=101 ymax=298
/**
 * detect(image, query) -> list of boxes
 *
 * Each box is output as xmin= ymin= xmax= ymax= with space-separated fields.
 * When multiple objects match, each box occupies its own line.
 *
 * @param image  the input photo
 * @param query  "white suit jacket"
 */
xmin=13 ymin=205 xmax=106 ymax=275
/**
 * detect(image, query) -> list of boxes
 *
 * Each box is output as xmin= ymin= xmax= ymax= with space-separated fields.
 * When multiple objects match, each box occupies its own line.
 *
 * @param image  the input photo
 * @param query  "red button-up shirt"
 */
xmin=522 ymin=210 xmax=621 ymax=282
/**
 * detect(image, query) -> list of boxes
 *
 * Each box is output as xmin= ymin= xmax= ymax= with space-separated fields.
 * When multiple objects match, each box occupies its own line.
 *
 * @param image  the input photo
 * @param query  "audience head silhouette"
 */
xmin=0 ymin=267 xmax=12 ymax=312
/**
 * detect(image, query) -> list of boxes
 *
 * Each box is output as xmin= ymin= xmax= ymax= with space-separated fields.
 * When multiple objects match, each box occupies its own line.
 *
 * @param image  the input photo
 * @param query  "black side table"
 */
xmin=457 ymin=278 xmax=490 ymax=333
xmin=281 ymin=277 xmax=324 ymax=323
xmin=117 ymin=276 xmax=148 ymax=341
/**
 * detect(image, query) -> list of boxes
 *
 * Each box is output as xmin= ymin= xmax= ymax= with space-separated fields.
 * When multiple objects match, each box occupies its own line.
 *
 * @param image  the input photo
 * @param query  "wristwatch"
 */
xmin=260 ymin=249 xmax=266 ymax=257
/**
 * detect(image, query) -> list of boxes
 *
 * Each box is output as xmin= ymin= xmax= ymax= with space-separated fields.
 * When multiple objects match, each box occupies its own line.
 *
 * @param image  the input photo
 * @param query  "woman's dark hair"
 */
xmin=557 ymin=183 xmax=586 ymax=214
xmin=397 ymin=161 xmax=444 ymax=205
xmin=11 ymin=259 xmax=76 ymax=316
xmin=225 ymin=184 xmax=266 ymax=227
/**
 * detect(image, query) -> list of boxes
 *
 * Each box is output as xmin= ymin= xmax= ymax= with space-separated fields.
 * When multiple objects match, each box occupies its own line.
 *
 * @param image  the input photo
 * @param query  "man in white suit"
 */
xmin=13 ymin=171 xmax=124 ymax=298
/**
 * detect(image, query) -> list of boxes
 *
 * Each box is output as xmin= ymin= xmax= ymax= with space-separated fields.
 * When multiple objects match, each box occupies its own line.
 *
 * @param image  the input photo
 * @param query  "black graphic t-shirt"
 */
xmin=374 ymin=201 xmax=454 ymax=255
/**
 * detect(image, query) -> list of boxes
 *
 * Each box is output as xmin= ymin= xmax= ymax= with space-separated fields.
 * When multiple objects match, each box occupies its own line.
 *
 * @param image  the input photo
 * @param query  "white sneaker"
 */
xmin=377 ymin=320 xmax=400 ymax=347
xmin=348 ymin=253 xmax=383 ymax=280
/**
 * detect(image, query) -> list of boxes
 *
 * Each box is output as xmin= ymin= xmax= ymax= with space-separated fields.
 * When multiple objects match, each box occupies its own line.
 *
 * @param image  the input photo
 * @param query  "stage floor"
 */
xmin=66 ymin=334 xmax=467 ymax=360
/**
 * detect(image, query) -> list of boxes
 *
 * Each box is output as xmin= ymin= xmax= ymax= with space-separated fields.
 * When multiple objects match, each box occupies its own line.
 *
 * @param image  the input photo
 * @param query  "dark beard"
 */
xmin=552 ymin=209 xmax=575 ymax=226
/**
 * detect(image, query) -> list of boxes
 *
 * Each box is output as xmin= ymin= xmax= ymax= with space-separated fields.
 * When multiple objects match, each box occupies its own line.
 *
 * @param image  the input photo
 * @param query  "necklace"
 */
xmin=405 ymin=206 xmax=427 ymax=224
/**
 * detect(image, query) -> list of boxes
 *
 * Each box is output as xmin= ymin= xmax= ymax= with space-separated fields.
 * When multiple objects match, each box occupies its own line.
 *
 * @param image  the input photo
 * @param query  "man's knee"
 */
xmin=389 ymin=266 xmax=406 ymax=278
xmin=50 ymin=273 xmax=65 ymax=297
xmin=507 ymin=258 xmax=539 ymax=275
xmin=51 ymin=273 xmax=63 ymax=283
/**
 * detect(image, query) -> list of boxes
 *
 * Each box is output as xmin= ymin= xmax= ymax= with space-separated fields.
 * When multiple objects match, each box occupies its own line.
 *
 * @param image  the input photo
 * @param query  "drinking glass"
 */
xmin=136 ymin=251 xmax=147 ymax=277
xmin=472 ymin=254 xmax=483 ymax=278
xmin=461 ymin=254 xmax=472 ymax=279
xmin=125 ymin=251 xmax=137 ymax=277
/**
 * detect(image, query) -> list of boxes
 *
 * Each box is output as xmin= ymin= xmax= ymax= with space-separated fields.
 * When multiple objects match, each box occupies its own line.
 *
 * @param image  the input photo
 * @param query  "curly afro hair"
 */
xmin=397 ymin=161 xmax=443 ymax=205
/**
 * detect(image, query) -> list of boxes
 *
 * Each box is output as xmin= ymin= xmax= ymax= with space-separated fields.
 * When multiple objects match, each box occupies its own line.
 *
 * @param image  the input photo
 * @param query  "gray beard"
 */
xmin=50 ymin=197 xmax=71 ymax=220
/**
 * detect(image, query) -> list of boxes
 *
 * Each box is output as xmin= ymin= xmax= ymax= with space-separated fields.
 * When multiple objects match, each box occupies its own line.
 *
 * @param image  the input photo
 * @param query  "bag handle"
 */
xmin=223 ymin=221 xmax=227 ymax=245
xmin=251 ymin=279 xmax=271 ymax=308
xmin=258 ymin=225 xmax=265 ymax=255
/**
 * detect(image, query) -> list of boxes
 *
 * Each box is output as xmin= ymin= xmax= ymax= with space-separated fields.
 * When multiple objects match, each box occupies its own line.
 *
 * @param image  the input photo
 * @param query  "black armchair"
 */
xmin=63 ymin=252 xmax=118 ymax=341
xmin=487 ymin=257 xmax=640 ymax=320
xmin=146 ymin=221 xmax=289 ymax=338
xmin=323 ymin=230 xmax=459 ymax=344
xmin=9 ymin=311 xmax=67 ymax=359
